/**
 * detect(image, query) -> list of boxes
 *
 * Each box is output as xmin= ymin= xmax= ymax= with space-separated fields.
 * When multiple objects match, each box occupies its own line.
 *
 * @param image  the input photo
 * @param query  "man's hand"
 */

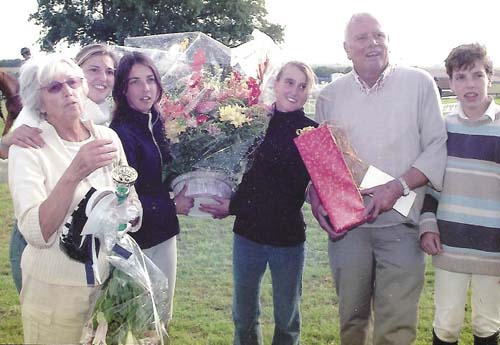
xmin=309 ymin=184 xmax=347 ymax=239
xmin=361 ymin=179 xmax=403 ymax=221
xmin=420 ymin=232 xmax=443 ymax=255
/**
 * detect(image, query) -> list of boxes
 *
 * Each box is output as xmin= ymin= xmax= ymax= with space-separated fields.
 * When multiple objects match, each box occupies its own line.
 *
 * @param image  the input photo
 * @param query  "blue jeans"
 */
xmin=232 ymin=234 xmax=305 ymax=345
xmin=9 ymin=221 xmax=27 ymax=293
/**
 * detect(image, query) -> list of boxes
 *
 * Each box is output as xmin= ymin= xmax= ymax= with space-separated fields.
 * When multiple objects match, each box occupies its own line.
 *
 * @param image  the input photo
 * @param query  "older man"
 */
xmin=310 ymin=13 xmax=447 ymax=345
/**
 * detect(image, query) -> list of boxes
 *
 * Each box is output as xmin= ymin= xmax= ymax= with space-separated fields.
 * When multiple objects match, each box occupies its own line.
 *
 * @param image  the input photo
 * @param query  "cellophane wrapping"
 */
xmin=114 ymin=31 xmax=284 ymax=186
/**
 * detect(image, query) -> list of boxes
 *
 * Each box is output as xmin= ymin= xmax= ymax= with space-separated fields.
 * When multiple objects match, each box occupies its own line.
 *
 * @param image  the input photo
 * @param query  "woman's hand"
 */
xmin=199 ymin=196 xmax=230 ymax=219
xmin=0 ymin=125 xmax=45 ymax=158
xmin=38 ymin=139 xmax=117 ymax=242
xmin=174 ymin=185 xmax=194 ymax=215
xmin=67 ymin=139 xmax=117 ymax=181
xmin=2 ymin=125 xmax=45 ymax=149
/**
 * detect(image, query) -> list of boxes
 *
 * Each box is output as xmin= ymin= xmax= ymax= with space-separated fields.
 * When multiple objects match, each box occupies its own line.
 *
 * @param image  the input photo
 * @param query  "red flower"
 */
xmin=257 ymin=57 xmax=269 ymax=85
xmin=246 ymin=77 xmax=261 ymax=106
xmin=196 ymin=114 xmax=209 ymax=125
xmin=232 ymin=70 xmax=242 ymax=82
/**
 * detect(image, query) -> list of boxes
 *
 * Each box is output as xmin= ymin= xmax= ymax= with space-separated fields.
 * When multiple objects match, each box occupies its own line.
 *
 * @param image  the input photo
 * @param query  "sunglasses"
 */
xmin=40 ymin=77 xmax=83 ymax=94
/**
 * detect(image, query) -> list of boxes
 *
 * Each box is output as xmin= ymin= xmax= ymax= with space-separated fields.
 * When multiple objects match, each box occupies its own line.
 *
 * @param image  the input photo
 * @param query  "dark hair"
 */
xmin=445 ymin=43 xmax=493 ymax=79
xmin=112 ymin=51 xmax=163 ymax=118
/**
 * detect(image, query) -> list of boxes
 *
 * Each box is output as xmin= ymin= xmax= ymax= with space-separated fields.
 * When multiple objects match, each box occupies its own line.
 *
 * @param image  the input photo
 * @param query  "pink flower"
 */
xmin=196 ymin=101 xmax=218 ymax=114
xmin=232 ymin=70 xmax=242 ymax=82
xmin=160 ymin=98 xmax=186 ymax=118
xmin=207 ymin=123 xmax=222 ymax=136
xmin=191 ymin=49 xmax=206 ymax=73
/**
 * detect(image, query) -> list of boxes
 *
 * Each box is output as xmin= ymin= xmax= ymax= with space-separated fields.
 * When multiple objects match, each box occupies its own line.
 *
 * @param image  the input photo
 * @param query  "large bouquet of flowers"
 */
xmin=160 ymin=48 xmax=270 ymax=184
xmin=119 ymin=31 xmax=278 ymax=215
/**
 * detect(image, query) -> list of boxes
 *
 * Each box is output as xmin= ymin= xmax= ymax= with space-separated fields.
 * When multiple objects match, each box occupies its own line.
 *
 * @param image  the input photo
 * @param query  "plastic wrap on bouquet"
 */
xmin=118 ymin=31 xmax=281 ymax=216
xmin=230 ymin=30 xmax=286 ymax=105
xmin=120 ymin=32 xmax=271 ymax=188
xmin=119 ymin=32 xmax=232 ymax=94
xmin=294 ymin=125 xmax=367 ymax=233
xmin=121 ymin=30 xmax=280 ymax=101
xmin=79 ymin=166 xmax=169 ymax=345
xmin=125 ymin=32 xmax=231 ymax=66
xmin=83 ymin=236 xmax=169 ymax=345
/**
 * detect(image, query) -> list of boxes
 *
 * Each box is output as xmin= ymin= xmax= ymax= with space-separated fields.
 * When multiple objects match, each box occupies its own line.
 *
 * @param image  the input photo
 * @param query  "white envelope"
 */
xmin=360 ymin=165 xmax=416 ymax=217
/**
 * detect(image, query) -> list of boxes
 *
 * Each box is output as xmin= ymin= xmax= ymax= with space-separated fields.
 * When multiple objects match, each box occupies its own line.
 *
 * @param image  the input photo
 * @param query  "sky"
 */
xmin=2 ymin=0 xmax=500 ymax=67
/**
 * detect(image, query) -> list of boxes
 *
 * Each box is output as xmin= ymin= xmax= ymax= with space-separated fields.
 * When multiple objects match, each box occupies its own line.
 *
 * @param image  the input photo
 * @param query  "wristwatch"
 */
xmin=397 ymin=177 xmax=410 ymax=197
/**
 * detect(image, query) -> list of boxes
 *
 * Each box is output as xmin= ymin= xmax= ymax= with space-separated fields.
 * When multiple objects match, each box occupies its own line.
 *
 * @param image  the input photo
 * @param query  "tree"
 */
xmin=30 ymin=0 xmax=284 ymax=51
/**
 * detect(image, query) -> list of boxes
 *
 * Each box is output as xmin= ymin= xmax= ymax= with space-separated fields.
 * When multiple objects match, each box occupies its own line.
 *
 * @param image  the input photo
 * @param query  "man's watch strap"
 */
xmin=397 ymin=177 xmax=410 ymax=196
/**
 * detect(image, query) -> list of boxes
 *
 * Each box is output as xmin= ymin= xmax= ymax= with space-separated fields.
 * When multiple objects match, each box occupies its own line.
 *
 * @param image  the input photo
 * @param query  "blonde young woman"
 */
xmin=201 ymin=61 xmax=318 ymax=345
xmin=75 ymin=43 xmax=118 ymax=126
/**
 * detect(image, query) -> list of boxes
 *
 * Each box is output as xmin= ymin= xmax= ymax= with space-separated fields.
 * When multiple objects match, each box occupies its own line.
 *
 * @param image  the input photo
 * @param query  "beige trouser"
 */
xmin=328 ymin=224 xmax=425 ymax=345
xmin=20 ymin=273 xmax=100 ymax=344
xmin=434 ymin=267 xmax=500 ymax=342
xmin=143 ymin=235 xmax=177 ymax=323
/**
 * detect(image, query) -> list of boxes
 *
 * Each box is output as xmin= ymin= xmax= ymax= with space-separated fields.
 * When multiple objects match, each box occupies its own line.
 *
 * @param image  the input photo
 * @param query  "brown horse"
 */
xmin=0 ymin=71 xmax=22 ymax=136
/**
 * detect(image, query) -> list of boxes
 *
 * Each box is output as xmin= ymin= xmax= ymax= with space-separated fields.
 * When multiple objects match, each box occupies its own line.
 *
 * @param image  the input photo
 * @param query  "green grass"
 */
xmin=0 ymin=186 xmax=475 ymax=344
xmin=0 ymin=183 xmax=22 ymax=342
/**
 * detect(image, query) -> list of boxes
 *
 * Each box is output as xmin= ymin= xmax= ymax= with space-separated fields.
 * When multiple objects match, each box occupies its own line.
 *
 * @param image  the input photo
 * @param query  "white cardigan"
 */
xmin=9 ymin=119 xmax=131 ymax=286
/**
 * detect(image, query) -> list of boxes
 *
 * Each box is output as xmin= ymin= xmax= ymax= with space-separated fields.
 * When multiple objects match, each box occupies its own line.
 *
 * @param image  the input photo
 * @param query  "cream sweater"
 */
xmin=316 ymin=66 xmax=447 ymax=226
xmin=9 ymin=120 xmax=129 ymax=286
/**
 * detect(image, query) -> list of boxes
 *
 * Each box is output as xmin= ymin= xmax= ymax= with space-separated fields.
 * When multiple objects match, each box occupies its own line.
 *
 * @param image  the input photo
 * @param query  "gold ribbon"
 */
xmin=296 ymin=126 xmax=316 ymax=136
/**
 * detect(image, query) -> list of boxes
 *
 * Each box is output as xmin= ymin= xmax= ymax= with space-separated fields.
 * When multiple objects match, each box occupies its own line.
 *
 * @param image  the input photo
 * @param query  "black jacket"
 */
xmin=110 ymin=105 xmax=179 ymax=249
xmin=229 ymin=108 xmax=318 ymax=246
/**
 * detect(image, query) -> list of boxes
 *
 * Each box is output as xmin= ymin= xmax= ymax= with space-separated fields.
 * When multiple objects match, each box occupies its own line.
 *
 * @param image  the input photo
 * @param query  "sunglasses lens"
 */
xmin=67 ymin=78 xmax=82 ymax=89
xmin=44 ymin=78 xmax=82 ymax=93
xmin=47 ymin=82 xmax=63 ymax=93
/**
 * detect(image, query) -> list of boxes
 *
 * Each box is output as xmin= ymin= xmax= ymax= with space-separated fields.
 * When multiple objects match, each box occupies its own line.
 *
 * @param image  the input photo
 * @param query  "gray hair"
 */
xmin=344 ymin=13 xmax=384 ymax=41
xmin=19 ymin=54 xmax=88 ymax=117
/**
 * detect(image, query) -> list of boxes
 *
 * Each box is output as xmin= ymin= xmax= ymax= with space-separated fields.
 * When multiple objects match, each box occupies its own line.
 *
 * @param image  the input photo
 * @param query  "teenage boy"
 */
xmin=420 ymin=43 xmax=500 ymax=345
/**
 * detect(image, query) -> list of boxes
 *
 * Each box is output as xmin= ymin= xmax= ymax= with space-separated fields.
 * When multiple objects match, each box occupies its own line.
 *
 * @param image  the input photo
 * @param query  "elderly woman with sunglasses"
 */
xmin=8 ymin=54 xmax=137 ymax=344
xmin=2 ymin=43 xmax=117 ymax=155
xmin=3 ymin=44 xmax=118 ymax=295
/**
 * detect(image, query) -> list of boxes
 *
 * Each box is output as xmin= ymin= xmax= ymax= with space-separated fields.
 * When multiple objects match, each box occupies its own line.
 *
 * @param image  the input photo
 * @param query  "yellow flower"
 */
xmin=165 ymin=120 xmax=187 ymax=143
xmin=218 ymin=105 xmax=251 ymax=128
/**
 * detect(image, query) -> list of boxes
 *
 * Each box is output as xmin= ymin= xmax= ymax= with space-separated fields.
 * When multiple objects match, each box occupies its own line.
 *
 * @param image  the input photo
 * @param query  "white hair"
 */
xmin=344 ymin=12 xmax=387 ymax=42
xmin=19 ymin=53 xmax=89 ymax=117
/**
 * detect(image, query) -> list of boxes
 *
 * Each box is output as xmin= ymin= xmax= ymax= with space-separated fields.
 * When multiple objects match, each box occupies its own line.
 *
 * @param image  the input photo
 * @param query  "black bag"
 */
xmin=60 ymin=187 xmax=98 ymax=263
